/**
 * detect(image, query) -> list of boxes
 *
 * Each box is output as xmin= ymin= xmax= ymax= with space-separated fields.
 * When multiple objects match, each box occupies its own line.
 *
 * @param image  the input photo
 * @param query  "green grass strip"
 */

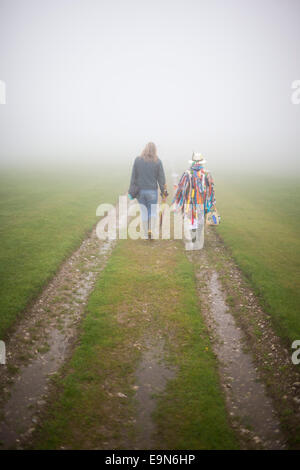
xmin=215 ymin=175 xmax=300 ymax=343
xmin=33 ymin=236 xmax=238 ymax=450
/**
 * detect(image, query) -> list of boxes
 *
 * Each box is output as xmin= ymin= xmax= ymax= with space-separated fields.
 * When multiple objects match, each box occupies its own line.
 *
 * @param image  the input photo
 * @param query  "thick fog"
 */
xmin=0 ymin=0 xmax=299 ymax=174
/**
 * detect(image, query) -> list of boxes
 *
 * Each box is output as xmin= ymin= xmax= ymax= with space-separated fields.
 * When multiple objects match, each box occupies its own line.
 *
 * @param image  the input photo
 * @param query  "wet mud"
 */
xmin=0 ymin=227 xmax=117 ymax=448
xmin=207 ymin=271 xmax=285 ymax=449
xmin=134 ymin=338 xmax=175 ymax=449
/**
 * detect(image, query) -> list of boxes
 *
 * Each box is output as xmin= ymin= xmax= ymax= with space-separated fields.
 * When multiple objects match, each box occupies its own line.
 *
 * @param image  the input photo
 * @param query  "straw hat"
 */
xmin=191 ymin=152 xmax=206 ymax=163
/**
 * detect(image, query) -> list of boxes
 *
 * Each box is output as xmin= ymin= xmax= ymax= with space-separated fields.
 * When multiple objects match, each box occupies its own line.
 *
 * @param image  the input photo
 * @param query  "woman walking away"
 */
xmin=129 ymin=142 xmax=167 ymax=239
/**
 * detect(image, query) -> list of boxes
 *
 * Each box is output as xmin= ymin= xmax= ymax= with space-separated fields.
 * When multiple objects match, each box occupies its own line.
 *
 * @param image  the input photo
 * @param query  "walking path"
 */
xmin=190 ymin=227 xmax=300 ymax=449
xmin=0 ymin=226 xmax=116 ymax=449
xmin=191 ymin=251 xmax=285 ymax=449
xmin=0 ymin=202 xmax=299 ymax=449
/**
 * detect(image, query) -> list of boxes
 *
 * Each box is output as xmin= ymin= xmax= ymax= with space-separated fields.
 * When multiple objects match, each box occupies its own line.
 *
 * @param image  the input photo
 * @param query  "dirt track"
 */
xmin=0 ymin=215 xmax=299 ymax=449
xmin=191 ymin=228 xmax=300 ymax=449
xmin=0 ymin=226 xmax=116 ymax=448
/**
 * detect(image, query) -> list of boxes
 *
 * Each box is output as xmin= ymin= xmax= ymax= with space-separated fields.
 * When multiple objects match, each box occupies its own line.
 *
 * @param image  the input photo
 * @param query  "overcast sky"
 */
xmin=0 ymin=0 xmax=299 ymax=174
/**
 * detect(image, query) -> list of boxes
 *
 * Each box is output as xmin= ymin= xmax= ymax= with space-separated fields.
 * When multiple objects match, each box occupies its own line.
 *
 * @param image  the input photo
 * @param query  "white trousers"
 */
xmin=184 ymin=217 xmax=205 ymax=251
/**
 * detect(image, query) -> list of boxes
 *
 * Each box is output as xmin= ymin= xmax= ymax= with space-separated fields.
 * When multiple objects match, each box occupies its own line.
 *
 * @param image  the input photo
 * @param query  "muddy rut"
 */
xmin=189 ymin=227 xmax=300 ymax=450
xmin=0 ymin=224 xmax=117 ymax=449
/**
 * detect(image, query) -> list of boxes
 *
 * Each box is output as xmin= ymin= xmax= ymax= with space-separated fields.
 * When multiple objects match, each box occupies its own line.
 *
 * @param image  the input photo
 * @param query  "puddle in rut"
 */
xmin=207 ymin=271 xmax=285 ymax=449
xmin=0 ymin=199 xmax=133 ymax=449
xmin=0 ymin=252 xmax=108 ymax=449
xmin=0 ymin=328 xmax=67 ymax=447
xmin=134 ymin=339 xmax=175 ymax=449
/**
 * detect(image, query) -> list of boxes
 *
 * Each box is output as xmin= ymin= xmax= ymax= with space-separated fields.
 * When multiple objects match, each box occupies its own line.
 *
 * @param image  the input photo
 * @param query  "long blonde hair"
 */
xmin=141 ymin=142 xmax=158 ymax=162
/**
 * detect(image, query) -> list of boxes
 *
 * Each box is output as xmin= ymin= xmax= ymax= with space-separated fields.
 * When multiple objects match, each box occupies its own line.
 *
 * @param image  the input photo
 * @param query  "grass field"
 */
xmin=1 ymin=168 xmax=299 ymax=448
xmin=215 ymin=174 xmax=300 ymax=344
xmin=1 ymin=169 xmax=299 ymax=345
xmin=0 ymin=166 xmax=128 ymax=338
